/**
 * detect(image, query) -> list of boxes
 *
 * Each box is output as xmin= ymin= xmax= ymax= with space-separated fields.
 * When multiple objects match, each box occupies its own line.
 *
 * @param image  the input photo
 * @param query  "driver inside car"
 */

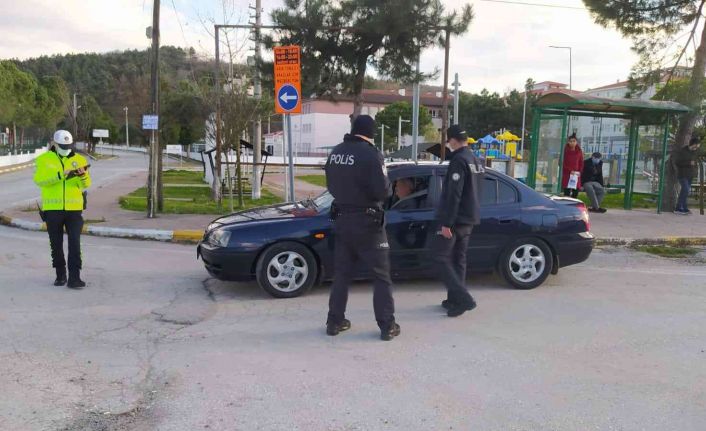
xmin=391 ymin=177 xmax=427 ymax=210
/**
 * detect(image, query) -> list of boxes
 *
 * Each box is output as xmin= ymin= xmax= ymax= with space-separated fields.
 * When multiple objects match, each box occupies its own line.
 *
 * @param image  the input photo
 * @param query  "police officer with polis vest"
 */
xmin=34 ymin=130 xmax=91 ymax=289
xmin=325 ymin=115 xmax=400 ymax=341
xmin=432 ymin=125 xmax=483 ymax=317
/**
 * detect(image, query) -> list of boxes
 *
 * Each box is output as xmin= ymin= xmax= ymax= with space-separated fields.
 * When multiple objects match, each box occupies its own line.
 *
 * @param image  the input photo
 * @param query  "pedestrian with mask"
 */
xmin=324 ymin=115 xmax=399 ymax=341
xmin=673 ymin=136 xmax=701 ymax=215
xmin=432 ymin=125 xmax=484 ymax=317
xmin=33 ymin=130 xmax=91 ymax=289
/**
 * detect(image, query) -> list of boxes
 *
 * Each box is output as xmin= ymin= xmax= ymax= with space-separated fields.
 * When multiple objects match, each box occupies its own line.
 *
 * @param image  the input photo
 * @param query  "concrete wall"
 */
xmin=0 ymin=148 xmax=47 ymax=167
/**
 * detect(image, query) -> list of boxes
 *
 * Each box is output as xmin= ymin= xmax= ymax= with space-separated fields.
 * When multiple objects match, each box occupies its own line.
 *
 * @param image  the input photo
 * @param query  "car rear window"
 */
xmin=482 ymin=177 xmax=517 ymax=206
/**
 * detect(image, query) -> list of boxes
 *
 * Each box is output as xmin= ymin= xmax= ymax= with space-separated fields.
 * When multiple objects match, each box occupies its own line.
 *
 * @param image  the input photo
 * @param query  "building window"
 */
xmin=429 ymin=108 xmax=438 ymax=118
xmin=302 ymin=124 xmax=312 ymax=133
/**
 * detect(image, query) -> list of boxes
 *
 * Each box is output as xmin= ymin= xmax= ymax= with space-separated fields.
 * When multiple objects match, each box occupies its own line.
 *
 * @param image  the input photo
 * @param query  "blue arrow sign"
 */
xmin=277 ymin=84 xmax=299 ymax=112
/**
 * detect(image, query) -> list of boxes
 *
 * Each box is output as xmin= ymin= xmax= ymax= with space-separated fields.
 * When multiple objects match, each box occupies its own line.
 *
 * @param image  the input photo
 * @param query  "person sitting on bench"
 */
xmin=582 ymin=152 xmax=607 ymax=213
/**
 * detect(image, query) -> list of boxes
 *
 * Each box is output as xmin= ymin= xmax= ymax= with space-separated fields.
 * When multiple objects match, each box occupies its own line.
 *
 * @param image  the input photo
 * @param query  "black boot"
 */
xmin=326 ymin=319 xmax=351 ymax=336
xmin=447 ymin=300 xmax=477 ymax=317
xmin=67 ymin=271 xmax=86 ymax=290
xmin=54 ymin=267 xmax=67 ymax=286
xmin=380 ymin=323 xmax=401 ymax=341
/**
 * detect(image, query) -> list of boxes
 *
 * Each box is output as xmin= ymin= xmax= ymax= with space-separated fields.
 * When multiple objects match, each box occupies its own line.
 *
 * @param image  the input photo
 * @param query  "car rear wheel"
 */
xmin=256 ymin=242 xmax=318 ymax=298
xmin=499 ymin=238 xmax=553 ymax=290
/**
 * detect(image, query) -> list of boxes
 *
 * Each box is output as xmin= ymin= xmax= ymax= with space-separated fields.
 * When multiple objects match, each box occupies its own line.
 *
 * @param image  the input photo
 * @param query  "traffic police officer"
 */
xmin=325 ymin=115 xmax=400 ymax=341
xmin=432 ymin=125 xmax=483 ymax=317
xmin=34 ymin=130 xmax=91 ymax=289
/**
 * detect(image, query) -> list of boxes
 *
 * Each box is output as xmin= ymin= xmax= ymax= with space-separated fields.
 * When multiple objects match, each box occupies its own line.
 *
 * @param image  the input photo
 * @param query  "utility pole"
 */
xmin=452 ymin=73 xmax=460 ymax=125
xmin=147 ymin=0 xmax=160 ymax=218
xmin=251 ymin=0 xmax=263 ymax=200
xmin=213 ymin=26 xmax=223 ymax=204
xmin=123 ymin=106 xmax=129 ymax=147
xmin=412 ymin=57 xmax=420 ymax=164
xmin=440 ymin=26 xmax=451 ymax=161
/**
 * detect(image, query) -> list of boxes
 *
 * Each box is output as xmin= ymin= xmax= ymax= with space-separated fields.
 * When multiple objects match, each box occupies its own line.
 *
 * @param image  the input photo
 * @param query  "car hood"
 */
xmin=207 ymin=202 xmax=319 ymax=230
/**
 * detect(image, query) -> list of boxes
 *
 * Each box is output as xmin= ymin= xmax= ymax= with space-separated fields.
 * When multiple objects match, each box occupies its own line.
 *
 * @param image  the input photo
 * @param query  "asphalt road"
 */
xmin=0 ymin=150 xmax=149 ymax=212
xmin=1 ymin=222 xmax=705 ymax=431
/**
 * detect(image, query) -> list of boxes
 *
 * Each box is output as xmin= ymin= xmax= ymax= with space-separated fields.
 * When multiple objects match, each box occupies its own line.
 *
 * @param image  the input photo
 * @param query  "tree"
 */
xmin=162 ymin=81 xmax=209 ymax=147
xmin=374 ymin=101 xmax=433 ymax=152
xmin=583 ymin=0 xmax=706 ymax=210
xmin=268 ymin=0 xmax=472 ymax=120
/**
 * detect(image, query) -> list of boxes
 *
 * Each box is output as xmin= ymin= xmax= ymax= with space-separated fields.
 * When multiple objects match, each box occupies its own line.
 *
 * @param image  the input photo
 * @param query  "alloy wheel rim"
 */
xmin=509 ymin=244 xmax=545 ymax=283
xmin=267 ymin=251 xmax=308 ymax=292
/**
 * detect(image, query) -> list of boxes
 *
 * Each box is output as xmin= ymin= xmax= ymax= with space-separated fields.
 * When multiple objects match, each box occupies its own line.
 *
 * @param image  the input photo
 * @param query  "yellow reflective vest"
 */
xmin=33 ymin=150 xmax=92 ymax=211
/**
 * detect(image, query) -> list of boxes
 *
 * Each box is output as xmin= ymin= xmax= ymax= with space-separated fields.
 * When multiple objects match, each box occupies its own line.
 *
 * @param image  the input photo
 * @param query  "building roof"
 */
xmin=305 ymin=88 xmax=453 ymax=108
xmin=588 ymin=80 xmax=629 ymax=91
xmin=534 ymin=92 xmax=689 ymax=114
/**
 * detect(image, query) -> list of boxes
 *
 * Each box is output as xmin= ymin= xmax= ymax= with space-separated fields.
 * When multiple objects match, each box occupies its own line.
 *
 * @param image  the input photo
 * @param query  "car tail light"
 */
xmin=577 ymin=202 xmax=590 ymax=232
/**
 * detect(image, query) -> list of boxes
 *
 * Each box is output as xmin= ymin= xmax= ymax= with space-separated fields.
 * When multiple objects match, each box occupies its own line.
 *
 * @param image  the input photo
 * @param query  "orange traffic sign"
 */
xmin=274 ymin=45 xmax=302 ymax=114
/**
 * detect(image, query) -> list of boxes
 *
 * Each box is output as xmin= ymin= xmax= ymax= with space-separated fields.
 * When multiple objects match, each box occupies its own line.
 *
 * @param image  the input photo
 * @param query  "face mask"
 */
xmin=592 ymin=158 xmax=601 ymax=165
xmin=55 ymin=145 xmax=71 ymax=157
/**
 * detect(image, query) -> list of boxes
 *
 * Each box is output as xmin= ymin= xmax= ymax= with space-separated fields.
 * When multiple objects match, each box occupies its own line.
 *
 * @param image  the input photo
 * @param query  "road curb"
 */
xmin=595 ymin=237 xmax=706 ymax=247
xmin=0 ymin=213 xmax=201 ymax=243
xmin=2 ymin=213 xmax=703 ymax=247
xmin=0 ymin=162 xmax=35 ymax=175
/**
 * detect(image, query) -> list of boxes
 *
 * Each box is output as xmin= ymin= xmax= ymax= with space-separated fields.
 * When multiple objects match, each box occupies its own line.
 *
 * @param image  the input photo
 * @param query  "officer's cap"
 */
xmin=446 ymin=125 xmax=467 ymax=142
xmin=351 ymin=115 xmax=376 ymax=140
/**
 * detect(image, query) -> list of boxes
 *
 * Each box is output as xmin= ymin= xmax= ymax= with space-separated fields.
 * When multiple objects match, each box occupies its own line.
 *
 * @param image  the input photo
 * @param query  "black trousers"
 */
xmin=563 ymin=188 xmax=579 ymax=198
xmin=328 ymin=212 xmax=395 ymax=330
xmin=45 ymin=210 xmax=83 ymax=274
xmin=430 ymin=224 xmax=475 ymax=307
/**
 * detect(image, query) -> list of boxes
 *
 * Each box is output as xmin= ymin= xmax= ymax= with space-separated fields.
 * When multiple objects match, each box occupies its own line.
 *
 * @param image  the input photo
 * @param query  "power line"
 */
xmin=479 ymin=0 xmax=586 ymax=10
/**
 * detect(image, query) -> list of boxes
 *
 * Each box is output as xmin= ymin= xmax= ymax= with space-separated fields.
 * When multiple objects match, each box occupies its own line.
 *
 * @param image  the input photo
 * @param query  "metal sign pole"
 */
xmin=286 ymin=114 xmax=295 ymax=203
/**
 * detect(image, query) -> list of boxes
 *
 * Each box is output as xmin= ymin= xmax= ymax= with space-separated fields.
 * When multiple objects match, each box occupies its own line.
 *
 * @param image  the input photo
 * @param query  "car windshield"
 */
xmin=310 ymin=191 xmax=334 ymax=211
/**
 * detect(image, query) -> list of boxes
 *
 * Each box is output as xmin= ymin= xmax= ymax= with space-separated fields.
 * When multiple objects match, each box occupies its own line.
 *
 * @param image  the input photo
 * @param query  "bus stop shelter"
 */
xmin=527 ymin=93 xmax=689 ymax=211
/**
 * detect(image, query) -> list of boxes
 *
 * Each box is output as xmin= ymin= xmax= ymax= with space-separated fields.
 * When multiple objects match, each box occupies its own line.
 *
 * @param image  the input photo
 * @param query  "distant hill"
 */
xmin=13 ymin=46 xmax=214 ymax=133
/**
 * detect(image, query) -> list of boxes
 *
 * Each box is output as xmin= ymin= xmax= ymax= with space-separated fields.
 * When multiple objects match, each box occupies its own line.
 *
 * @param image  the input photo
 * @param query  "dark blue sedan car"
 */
xmin=198 ymin=162 xmax=594 ymax=298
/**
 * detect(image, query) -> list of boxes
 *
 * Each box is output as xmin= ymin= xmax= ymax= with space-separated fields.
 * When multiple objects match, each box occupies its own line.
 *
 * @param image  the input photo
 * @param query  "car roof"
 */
xmin=387 ymin=161 xmax=501 ymax=177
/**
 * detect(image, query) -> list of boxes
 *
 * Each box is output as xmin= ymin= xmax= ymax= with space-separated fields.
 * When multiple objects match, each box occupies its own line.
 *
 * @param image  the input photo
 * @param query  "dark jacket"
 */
xmin=325 ymin=134 xmax=389 ymax=209
xmin=582 ymin=158 xmax=604 ymax=186
xmin=673 ymin=145 xmax=698 ymax=180
xmin=437 ymin=146 xmax=484 ymax=227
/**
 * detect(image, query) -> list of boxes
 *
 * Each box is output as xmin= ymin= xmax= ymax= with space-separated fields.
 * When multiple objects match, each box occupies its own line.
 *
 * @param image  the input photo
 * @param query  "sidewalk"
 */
xmin=589 ymin=208 xmax=706 ymax=244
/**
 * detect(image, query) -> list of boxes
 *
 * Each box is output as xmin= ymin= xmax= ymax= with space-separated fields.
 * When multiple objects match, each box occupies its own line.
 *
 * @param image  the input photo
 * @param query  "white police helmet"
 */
xmin=52 ymin=130 xmax=74 ymax=156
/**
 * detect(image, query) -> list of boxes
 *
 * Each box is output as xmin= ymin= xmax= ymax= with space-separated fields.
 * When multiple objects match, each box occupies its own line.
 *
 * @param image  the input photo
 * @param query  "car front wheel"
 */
xmin=256 ymin=242 xmax=318 ymax=298
xmin=499 ymin=238 xmax=553 ymax=290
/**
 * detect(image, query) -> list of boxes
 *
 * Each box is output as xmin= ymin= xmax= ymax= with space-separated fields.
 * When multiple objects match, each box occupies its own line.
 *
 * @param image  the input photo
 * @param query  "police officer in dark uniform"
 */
xmin=325 ymin=115 xmax=400 ymax=341
xmin=432 ymin=125 xmax=483 ymax=317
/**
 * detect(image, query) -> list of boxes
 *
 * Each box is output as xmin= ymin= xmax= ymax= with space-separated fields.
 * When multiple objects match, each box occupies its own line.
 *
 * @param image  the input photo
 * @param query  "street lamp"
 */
xmin=380 ymin=123 xmax=389 ymax=153
xmin=549 ymin=45 xmax=572 ymax=91
xmin=123 ymin=106 xmax=129 ymax=147
xmin=398 ymin=116 xmax=411 ymax=150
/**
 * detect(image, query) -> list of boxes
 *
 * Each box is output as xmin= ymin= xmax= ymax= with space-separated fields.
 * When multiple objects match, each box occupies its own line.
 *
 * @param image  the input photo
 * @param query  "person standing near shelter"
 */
xmin=562 ymin=133 xmax=583 ymax=198
xmin=582 ymin=152 xmax=607 ymax=213
xmin=433 ymin=125 xmax=483 ymax=318
xmin=673 ymin=136 xmax=701 ymax=215
xmin=324 ymin=115 xmax=400 ymax=341
xmin=34 ymin=130 xmax=91 ymax=289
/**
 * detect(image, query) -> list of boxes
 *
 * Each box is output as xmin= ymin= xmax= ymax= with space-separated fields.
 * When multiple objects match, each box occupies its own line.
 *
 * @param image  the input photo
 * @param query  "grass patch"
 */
xmin=297 ymin=174 xmax=326 ymax=187
xmin=161 ymin=169 xmax=206 ymax=185
xmin=578 ymin=192 xmax=656 ymax=209
xmin=634 ymin=245 xmax=698 ymax=258
xmin=119 ymin=185 xmax=280 ymax=215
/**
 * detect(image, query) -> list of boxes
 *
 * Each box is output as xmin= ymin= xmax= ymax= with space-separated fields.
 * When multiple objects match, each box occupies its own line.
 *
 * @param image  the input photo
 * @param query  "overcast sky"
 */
xmin=1 ymin=0 xmax=643 ymax=93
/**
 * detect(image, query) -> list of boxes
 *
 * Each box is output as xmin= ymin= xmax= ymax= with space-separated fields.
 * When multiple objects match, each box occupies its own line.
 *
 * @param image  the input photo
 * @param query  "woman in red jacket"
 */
xmin=561 ymin=133 xmax=583 ymax=198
